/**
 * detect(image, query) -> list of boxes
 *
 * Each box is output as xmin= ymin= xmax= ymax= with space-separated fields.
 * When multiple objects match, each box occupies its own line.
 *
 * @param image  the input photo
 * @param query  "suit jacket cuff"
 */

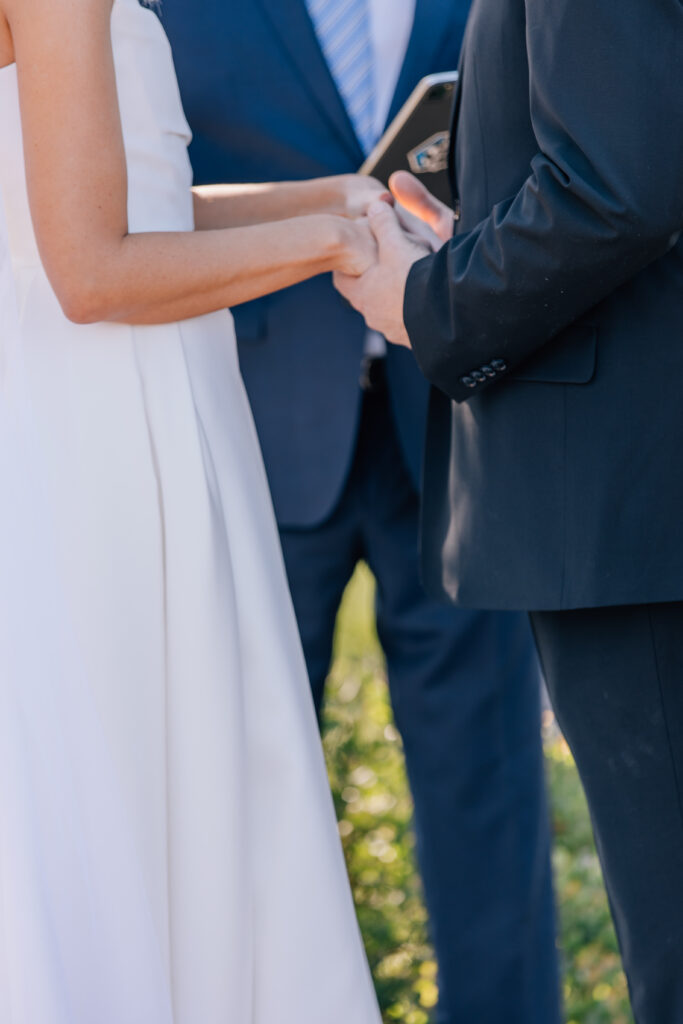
xmin=404 ymin=249 xmax=475 ymax=403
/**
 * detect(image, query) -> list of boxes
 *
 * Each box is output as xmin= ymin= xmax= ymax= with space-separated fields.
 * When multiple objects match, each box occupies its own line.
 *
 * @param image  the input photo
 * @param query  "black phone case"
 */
xmin=360 ymin=74 xmax=457 ymax=207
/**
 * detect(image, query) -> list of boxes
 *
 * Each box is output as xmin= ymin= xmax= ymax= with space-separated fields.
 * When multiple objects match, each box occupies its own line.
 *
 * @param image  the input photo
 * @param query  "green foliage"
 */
xmin=322 ymin=564 xmax=634 ymax=1024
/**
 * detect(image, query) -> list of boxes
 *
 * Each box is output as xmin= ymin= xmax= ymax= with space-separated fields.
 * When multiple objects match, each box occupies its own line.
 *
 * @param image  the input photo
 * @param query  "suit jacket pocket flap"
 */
xmin=512 ymin=324 xmax=597 ymax=384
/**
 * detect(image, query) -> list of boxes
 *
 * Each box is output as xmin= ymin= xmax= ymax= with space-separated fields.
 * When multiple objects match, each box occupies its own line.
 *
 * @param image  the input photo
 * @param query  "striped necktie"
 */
xmin=306 ymin=0 xmax=377 ymax=156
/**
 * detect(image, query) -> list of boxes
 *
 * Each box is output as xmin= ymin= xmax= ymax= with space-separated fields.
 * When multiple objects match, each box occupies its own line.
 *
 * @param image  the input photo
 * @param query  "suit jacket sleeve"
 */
xmin=404 ymin=0 xmax=683 ymax=403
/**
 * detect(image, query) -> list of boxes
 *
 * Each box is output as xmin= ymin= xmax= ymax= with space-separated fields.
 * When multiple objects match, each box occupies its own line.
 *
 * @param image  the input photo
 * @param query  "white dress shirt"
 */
xmin=369 ymin=0 xmax=417 ymax=143
xmin=364 ymin=0 xmax=416 ymax=358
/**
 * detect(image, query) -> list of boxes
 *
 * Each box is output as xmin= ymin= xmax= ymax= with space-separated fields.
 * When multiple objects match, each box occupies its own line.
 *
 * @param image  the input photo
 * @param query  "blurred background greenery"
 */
xmin=322 ymin=564 xmax=634 ymax=1024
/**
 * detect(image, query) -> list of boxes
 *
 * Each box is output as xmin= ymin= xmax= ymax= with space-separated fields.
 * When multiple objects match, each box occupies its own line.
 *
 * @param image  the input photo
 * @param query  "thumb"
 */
xmin=367 ymin=199 xmax=407 ymax=253
xmin=389 ymin=171 xmax=453 ymax=242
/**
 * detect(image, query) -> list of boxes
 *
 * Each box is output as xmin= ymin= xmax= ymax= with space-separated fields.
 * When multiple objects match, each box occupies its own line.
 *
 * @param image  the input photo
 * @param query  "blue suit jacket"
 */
xmin=161 ymin=0 xmax=470 ymax=528
xmin=404 ymin=0 xmax=683 ymax=610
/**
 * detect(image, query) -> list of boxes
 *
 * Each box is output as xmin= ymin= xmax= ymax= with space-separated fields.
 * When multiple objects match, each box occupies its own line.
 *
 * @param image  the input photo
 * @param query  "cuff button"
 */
xmin=481 ymin=365 xmax=496 ymax=378
xmin=461 ymin=375 xmax=477 ymax=388
xmin=491 ymin=358 xmax=507 ymax=372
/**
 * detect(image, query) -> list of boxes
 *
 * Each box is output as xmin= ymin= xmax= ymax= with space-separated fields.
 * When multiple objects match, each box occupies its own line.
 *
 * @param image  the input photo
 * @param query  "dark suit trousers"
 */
xmin=531 ymin=602 xmax=683 ymax=1024
xmin=279 ymin=370 xmax=561 ymax=1024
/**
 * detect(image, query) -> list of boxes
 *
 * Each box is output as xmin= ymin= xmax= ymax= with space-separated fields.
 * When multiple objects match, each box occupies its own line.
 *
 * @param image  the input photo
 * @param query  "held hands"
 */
xmin=335 ymin=216 xmax=379 ymax=277
xmin=334 ymin=199 xmax=429 ymax=347
xmin=333 ymin=173 xmax=393 ymax=219
xmin=333 ymin=170 xmax=455 ymax=237
xmin=333 ymin=172 xmax=455 ymax=348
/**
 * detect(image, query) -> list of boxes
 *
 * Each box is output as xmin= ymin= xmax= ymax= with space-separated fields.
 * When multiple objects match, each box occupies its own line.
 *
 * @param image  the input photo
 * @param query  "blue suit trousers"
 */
xmin=279 ymin=372 xmax=561 ymax=1024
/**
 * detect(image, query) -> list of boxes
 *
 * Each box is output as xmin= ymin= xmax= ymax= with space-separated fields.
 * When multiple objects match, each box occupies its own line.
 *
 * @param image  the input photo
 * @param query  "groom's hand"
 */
xmin=389 ymin=171 xmax=455 ymax=244
xmin=333 ymin=200 xmax=430 ymax=348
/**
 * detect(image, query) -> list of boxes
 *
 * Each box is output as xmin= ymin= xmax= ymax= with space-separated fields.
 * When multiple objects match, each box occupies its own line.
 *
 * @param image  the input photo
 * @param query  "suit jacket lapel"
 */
xmin=255 ymin=0 xmax=365 ymax=165
xmin=387 ymin=0 xmax=460 ymax=125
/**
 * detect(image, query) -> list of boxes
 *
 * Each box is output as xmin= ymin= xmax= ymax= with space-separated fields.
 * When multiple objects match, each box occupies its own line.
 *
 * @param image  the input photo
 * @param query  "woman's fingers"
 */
xmin=341 ymin=174 xmax=393 ymax=219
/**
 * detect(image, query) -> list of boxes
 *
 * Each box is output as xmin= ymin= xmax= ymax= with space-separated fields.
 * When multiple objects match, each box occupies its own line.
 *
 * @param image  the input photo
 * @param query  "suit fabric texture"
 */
xmin=403 ymin=1 xmax=683 ymax=1020
xmin=405 ymin=0 xmax=683 ymax=612
xmin=530 ymin=602 xmax=683 ymax=1024
xmin=164 ymin=0 xmax=457 ymax=529
xmin=160 ymin=3 xmax=561 ymax=1022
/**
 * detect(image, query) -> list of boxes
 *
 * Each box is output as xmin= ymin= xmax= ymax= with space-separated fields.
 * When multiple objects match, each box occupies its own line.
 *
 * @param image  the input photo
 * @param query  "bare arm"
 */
xmin=0 ymin=7 xmax=11 ymax=65
xmin=192 ymin=176 xmax=388 ymax=231
xmin=5 ymin=0 xmax=375 ymax=326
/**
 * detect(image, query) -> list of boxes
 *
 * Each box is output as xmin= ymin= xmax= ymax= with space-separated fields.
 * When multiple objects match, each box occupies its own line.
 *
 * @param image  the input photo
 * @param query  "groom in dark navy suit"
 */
xmin=334 ymin=0 xmax=683 ymax=1021
xmin=161 ymin=3 xmax=561 ymax=1021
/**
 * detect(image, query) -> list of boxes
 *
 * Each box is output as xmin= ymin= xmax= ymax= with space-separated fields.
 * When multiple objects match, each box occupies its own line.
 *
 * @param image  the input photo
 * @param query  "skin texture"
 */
xmin=390 ymin=171 xmax=455 ymax=244
xmin=192 ymin=176 xmax=389 ymax=231
xmin=0 ymin=0 xmax=384 ymax=325
xmin=0 ymin=10 xmax=10 ymax=66
xmin=333 ymin=172 xmax=455 ymax=348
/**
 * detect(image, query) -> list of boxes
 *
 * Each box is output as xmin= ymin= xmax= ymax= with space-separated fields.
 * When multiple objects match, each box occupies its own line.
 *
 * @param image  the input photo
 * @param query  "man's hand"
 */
xmin=333 ymin=199 xmax=430 ymax=348
xmin=389 ymin=171 xmax=455 ymax=244
xmin=393 ymin=203 xmax=444 ymax=253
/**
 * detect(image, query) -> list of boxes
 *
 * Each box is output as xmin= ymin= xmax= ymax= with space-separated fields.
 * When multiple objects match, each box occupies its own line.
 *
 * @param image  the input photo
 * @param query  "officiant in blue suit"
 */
xmin=161 ymin=3 xmax=561 ymax=1021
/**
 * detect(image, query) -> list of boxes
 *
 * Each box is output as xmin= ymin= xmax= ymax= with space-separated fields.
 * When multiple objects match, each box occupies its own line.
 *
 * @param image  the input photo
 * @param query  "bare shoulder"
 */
xmin=4 ymin=0 xmax=114 ymax=59
xmin=3 ymin=0 xmax=130 ymax=324
xmin=0 ymin=6 xmax=14 ymax=66
xmin=5 ymin=0 xmax=113 ymax=18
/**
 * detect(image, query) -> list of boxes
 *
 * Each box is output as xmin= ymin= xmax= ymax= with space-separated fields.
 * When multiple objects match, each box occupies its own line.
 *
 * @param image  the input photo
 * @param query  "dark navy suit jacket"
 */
xmin=161 ymin=0 xmax=470 ymax=528
xmin=403 ymin=0 xmax=683 ymax=611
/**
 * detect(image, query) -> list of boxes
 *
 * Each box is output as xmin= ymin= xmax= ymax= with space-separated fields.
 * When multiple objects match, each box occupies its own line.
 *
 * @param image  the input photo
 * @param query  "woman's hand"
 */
xmin=331 ymin=174 xmax=393 ymax=220
xmin=333 ymin=217 xmax=379 ymax=277
xmin=333 ymin=200 xmax=430 ymax=347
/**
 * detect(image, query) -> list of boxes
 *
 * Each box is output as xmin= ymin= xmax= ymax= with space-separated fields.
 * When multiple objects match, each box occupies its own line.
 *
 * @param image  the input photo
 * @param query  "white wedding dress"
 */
xmin=0 ymin=2 xmax=382 ymax=1021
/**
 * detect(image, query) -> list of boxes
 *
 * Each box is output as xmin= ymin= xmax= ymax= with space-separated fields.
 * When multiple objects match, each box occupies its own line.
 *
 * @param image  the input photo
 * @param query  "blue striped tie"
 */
xmin=306 ymin=0 xmax=377 ymax=155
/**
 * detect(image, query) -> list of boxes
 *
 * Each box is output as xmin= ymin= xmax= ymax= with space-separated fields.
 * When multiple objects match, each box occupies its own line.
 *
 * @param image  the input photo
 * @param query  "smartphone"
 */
xmin=360 ymin=72 xmax=458 ymax=206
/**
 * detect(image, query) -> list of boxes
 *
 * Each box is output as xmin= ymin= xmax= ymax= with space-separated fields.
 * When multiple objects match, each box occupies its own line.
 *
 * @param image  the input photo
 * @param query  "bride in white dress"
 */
xmin=0 ymin=0 xmax=386 ymax=1020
